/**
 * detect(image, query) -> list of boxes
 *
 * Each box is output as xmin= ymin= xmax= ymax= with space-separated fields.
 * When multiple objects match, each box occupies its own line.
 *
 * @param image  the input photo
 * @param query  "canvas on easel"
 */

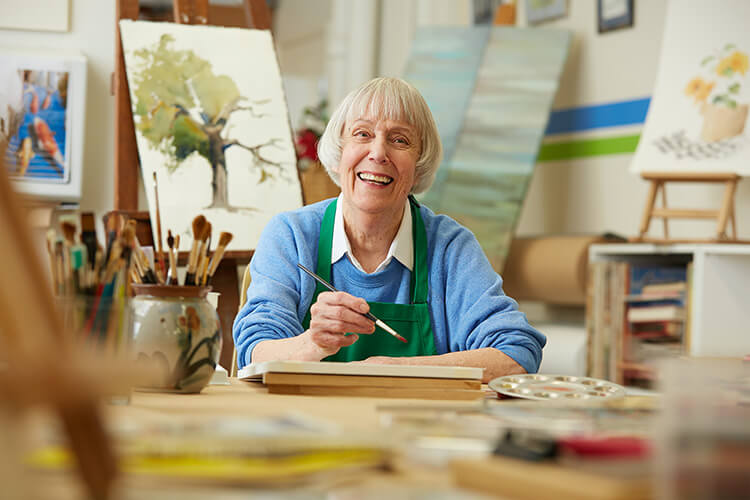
xmin=119 ymin=20 xmax=303 ymax=253
xmin=630 ymin=0 xmax=749 ymax=240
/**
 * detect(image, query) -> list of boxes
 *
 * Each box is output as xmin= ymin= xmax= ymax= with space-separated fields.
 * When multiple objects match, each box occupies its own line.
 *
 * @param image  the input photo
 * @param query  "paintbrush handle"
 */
xmin=296 ymin=263 xmax=407 ymax=343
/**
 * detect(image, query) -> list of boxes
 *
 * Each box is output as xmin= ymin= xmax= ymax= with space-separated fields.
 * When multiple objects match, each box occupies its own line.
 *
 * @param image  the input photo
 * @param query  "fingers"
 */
xmin=310 ymin=292 xmax=374 ymax=335
xmin=309 ymin=331 xmax=359 ymax=350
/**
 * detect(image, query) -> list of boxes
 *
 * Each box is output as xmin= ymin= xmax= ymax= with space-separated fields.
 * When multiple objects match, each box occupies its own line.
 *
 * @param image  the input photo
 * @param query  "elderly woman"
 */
xmin=233 ymin=77 xmax=545 ymax=382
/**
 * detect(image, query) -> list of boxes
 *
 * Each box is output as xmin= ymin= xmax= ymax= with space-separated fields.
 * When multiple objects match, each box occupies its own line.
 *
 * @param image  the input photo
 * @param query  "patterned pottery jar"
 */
xmin=131 ymin=285 xmax=222 ymax=393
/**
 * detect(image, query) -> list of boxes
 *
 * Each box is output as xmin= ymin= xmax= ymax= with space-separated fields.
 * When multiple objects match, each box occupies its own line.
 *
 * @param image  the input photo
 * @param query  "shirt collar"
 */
xmin=331 ymin=194 xmax=413 ymax=274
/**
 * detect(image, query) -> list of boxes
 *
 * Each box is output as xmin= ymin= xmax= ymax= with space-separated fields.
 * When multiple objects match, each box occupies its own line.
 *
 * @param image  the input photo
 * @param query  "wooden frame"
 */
xmin=114 ymin=0 xmax=271 ymax=370
xmin=634 ymin=172 xmax=741 ymax=242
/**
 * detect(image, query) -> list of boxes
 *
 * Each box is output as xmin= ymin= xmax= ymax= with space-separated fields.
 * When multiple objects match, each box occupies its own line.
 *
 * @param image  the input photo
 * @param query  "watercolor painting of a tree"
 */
xmin=120 ymin=21 xmax=303 ymax=252
xmin=130 ymin=33 xmax=285 ymax=209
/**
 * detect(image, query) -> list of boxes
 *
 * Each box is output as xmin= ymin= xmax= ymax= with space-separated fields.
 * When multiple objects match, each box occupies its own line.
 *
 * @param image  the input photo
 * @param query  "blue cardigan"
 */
xmin=232 ymin=199 xmax=546 ymax=372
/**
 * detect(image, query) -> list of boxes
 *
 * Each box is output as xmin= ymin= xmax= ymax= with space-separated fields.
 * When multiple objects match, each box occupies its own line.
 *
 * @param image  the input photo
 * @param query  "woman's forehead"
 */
xmin=345 ymin=115 xmax=417 ymax=135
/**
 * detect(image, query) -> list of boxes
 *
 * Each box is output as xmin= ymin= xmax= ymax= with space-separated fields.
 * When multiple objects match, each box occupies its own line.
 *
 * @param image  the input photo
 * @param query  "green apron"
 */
xmin=302 ymin=197 xmax=437 ymax=361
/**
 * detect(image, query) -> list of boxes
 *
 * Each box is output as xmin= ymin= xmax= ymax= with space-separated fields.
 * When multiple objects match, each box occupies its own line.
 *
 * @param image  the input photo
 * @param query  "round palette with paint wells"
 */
xmin=489 ymin=374 xmax=626 ymax=401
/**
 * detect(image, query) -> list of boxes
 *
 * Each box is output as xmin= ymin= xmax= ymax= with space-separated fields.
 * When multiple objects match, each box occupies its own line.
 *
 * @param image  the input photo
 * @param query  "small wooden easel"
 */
xmin=113 ymin=0 xmax=272 ymax=370
xmin=634 ymin=172 xmax=741 ymax=242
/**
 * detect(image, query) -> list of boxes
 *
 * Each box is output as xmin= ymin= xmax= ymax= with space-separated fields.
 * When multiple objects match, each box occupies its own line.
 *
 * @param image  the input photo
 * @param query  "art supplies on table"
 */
xmin=28 ymin=414 xmax=390 ymax=487
xmin=489 ymin=374 xmax=626 ymax=401
xmin=240 ymin=360 xmax=484 ymax=400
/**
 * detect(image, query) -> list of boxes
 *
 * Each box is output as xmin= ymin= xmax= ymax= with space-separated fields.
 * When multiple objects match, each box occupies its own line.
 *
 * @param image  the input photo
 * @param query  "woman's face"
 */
xmin=335 ymin=117 xmax=420 ymax=216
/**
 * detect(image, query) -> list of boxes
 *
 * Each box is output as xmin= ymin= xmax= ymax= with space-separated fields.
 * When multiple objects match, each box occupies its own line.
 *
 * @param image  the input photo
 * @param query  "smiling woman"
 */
xmin=233 ymin=77 xmax=546 ymax=383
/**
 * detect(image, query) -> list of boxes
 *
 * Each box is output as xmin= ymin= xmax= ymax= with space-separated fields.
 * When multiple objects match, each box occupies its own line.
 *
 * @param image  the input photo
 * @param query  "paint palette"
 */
xmin=489 ymin=374 xmax=626 ymax=401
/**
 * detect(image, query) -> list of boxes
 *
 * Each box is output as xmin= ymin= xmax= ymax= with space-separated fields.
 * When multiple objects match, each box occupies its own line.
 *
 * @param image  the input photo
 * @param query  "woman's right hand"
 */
xmin=303 ymin=291 xmax=375 ymax=358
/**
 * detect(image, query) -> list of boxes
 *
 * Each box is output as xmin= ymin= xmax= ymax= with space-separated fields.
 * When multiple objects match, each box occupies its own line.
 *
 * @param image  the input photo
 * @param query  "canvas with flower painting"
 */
xmin=631 ymin=0 xmax=750 ymax=175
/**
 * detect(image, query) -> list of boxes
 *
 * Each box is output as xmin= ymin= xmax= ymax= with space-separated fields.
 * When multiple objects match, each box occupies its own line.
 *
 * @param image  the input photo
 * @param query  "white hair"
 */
xmin=317 ymin=77 xmax=443 ymax=194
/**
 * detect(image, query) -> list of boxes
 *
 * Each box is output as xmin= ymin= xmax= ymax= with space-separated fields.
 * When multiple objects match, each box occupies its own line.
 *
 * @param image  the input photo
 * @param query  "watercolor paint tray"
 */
xmin=489 ymin=374 xmax=626 ymax=401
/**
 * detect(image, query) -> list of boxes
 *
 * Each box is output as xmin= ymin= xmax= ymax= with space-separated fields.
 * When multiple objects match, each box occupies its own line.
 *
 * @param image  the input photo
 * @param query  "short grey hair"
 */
xmin=317 ymin=77 xmax=443 ymax=194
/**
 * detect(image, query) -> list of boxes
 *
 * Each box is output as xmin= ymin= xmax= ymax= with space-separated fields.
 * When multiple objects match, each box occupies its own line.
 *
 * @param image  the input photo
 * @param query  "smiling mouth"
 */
xmin=357 ymin=172 xmax=393 ymax=186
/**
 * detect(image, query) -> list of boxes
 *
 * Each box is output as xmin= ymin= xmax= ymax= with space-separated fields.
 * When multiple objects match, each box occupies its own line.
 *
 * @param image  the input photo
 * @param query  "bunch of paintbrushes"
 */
xmin=46 ymin=212 xmax=135 ymax=347
xmin=145 ymin=173 xmax=233 ymax=287
xmin=144 ymin=215 xmax=233 ymax=287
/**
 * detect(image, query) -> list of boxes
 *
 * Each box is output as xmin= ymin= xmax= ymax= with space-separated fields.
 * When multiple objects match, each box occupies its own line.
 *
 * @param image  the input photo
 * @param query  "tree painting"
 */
xmin=129 ymin=34 xmax=287 ymax=209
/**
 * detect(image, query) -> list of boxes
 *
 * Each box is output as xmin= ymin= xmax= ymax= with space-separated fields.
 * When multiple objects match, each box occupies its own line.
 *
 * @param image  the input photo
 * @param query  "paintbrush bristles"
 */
xmin=61 ymin=222 xmax=77 ymax=245
xmin=218 ymin=231 xmax=233 ymax=249
xmin=187 ymin=215 xmax=206 ymax=273
xmin=206 ymin=231 xmax=234 ymax=281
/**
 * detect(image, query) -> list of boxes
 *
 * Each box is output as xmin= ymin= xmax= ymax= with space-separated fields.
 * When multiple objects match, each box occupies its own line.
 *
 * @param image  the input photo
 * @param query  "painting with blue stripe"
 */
xmin=4 ymin=69 xmax=69 ymax=182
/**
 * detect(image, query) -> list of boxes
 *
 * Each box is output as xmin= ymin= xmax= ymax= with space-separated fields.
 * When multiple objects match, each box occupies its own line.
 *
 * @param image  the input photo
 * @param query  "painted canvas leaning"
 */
xmin=0 ymin=49 xmax=86 ymax=200
xmin=404 ymin=27 xmax=570 ymax=271
xmin=631 ymin=0 xmax=750 ymax=176
xmin=120 ymin=20 xmax=303 ymax=252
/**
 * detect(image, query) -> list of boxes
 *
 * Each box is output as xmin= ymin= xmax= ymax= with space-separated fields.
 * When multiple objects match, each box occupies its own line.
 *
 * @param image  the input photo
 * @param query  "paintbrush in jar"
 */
xmin=205 ymin=231 xmax=233 ymax=285
xmin=152 ymin=171 xmax=167 ymax=278
xmin=166 ymin=229 xmax=179 ymax=285
xmin=184 ymin=215 xmax=206 ymax=285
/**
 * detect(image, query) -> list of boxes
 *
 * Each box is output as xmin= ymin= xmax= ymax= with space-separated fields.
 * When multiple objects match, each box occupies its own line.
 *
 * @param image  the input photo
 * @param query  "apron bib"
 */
xmin=302 ymin=197 xmax=436 ymax=361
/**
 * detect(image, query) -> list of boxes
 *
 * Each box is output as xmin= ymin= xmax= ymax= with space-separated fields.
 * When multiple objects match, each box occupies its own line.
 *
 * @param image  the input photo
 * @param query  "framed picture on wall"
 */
xmin=525 ymin=0 xmax=567 ymax=25
xmin=0 ymin=49 xmax=87 ymax=201
xmin=598 ymin=0 xmax=634 ymax=33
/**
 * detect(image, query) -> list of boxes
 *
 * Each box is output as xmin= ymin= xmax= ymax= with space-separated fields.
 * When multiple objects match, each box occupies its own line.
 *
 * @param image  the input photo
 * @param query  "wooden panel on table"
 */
xmin=264 ymin=372 xmax=482 ymax=390
xmin=267 ymin=385 xmax=484 ymax=400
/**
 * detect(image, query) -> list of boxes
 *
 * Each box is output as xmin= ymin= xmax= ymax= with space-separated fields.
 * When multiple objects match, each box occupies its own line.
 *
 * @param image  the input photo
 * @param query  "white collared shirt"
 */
xmin=331 ymin=194 xmax=413 ymax=274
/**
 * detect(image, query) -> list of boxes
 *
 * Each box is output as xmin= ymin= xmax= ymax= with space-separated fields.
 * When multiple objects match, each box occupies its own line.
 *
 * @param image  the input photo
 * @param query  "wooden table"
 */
xmin=30 ymin=380 xmax=657 ymax=499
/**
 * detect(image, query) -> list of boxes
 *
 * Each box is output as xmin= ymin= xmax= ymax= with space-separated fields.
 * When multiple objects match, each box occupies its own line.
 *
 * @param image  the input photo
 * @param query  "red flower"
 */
xmin=295 ymin=129 xmax=319 ymax=162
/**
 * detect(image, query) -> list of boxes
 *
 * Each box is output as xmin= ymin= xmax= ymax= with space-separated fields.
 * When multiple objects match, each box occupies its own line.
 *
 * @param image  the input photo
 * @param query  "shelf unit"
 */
xmin=587 ymin=243 xmax=750 ymax=385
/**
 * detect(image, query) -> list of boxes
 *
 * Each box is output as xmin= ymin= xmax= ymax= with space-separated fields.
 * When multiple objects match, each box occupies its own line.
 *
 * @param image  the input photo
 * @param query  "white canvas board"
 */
xmin=120 ymin=20 xmax=303 ymax=252
xmin=239 ymin=360 xmax=484 ymax=381
xmin=0 ymin=0 xmax=70 ymax=32
xmin=631 ymin=0 xmax=750 ymax=175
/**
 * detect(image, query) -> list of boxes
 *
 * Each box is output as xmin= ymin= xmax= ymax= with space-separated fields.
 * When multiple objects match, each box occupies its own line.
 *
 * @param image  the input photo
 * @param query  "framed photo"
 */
xmin=0 ymin=49 xmax=86 ymax=201
xmin=525 ymin=0 xmax=567 ymax=25
xmin=598 ymin=0 xmax=634 ymax=33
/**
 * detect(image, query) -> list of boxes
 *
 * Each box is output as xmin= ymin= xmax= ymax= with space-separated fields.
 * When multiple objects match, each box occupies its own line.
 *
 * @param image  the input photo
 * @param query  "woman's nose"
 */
xmin=368 ymin=137 xmax=389 ymax=164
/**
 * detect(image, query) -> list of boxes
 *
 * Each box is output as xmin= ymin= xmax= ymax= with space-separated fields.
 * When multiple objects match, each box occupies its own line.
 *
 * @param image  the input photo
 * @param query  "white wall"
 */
xmin=0 ymin=0 xmax=115 ymax=218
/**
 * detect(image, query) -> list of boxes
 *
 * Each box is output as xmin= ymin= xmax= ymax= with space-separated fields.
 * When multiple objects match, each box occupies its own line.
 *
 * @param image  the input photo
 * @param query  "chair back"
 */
xmin=231 ymin=264 xmax=252 ymax=377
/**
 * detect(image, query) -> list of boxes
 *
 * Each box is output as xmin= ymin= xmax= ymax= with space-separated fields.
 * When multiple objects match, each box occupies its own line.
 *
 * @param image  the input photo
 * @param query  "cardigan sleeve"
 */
xmin=231 ymin=213 xmax=318 ymax=369
xmin=439 ymin=224 xmax=546 ymax=373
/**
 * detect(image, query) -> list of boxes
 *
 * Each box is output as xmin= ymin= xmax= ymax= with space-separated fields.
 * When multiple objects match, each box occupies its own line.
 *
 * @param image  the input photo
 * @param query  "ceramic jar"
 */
xmin=131 ymin=285 xmax=222 ymax=393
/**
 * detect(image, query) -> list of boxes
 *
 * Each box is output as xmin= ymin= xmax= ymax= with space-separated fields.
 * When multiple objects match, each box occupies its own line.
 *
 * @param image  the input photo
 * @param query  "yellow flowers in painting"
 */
xmin=685 ymin=44 xmax=749 ymax=142
xmin=684 ymin=77 xmax=715 ymax=104
xmin=716 ymin=50 xmax=748 ymax=77
xmin=685 ymin=44 xmax=748 ymax=109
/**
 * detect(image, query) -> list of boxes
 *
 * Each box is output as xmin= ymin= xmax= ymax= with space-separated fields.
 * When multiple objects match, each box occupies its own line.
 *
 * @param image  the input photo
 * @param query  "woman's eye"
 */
xmin=354 ymin=130 xmax=370 ymax=137
xmin=393 ymin=137 xmax=408 ymax=145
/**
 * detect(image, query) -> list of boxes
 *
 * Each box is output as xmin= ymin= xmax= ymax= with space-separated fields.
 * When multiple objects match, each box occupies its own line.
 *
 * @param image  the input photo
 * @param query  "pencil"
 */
xmin=297 ymin=263 xmax=407 ymax=343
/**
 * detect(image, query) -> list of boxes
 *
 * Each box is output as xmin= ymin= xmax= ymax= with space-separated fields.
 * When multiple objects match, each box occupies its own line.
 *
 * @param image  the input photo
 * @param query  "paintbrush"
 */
xmin=152 ymin=171 xmax=167 ymax=278
xmin=198 ymin=228 xmax=212 ymax=286
xmin=61 ymin=222 xmax=78 ymax=295
xmin=127 ymin=220 xmax=158 ymax=284
xmin=184 ymin=215 xmax=206 ymax=285
xmin=187 ymin=220 xmax=210 ymax=286
xmin=166 ymin=229 xmax=179 ymax=285
xmin=205 ymin=231 xmax=233 ymax=285
xmin=296 ymin=263 xmax=408 ymax=343
xmin=79 ymin=213 xmax=97 ymax=271
xmin=45 ymin=229 xmax=58 ymax=293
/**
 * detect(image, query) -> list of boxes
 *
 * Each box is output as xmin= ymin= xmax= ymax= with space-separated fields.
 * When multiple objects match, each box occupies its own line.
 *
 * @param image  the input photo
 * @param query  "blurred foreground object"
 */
xmin=656 ymin=358 xmax=750 ymax=499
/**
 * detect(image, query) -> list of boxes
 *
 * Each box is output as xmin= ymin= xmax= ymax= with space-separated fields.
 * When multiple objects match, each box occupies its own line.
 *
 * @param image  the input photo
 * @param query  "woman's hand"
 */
xmin=302 ymin=291 xmax=375 ymax=358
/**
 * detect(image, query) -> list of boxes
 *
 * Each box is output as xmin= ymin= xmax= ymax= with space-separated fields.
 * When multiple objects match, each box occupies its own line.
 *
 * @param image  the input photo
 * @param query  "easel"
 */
xmin=114 ymin=0 xmax=272 ymax=370
xmin=0 ymin=151 xmax=115 ymax=498
xmin=634 ymin=172 xmax=741 ymax=242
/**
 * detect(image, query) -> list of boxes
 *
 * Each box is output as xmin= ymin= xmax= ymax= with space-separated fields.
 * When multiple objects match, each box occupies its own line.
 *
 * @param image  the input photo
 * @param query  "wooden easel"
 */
xmin=0 ymin=150 xmax=116 ymax=498
xmin=114 ymin=0 xmax=272 ymax=370
xmin=634 ymin=172 xmax=741 ymax=242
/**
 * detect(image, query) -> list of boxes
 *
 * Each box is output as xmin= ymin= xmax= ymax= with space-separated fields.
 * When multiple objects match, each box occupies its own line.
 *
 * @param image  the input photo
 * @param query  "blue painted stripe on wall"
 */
xmin=545 ymin=97 xmax=651 ymax=135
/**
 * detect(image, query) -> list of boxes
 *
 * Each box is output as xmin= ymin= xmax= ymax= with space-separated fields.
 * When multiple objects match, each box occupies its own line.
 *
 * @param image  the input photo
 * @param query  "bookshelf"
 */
xmin=586 ymin=243 xmax=750 ymax=386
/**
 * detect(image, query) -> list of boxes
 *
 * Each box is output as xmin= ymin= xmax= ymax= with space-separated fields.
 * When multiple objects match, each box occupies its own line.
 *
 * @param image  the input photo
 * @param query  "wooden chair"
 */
xmin=230 ymin=264 xmax=252 ymax=377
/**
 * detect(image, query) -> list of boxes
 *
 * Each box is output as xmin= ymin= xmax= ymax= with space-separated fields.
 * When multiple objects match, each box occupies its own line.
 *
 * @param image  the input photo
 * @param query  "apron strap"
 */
xmin=409 ymin=195 xmax=429 ymax=305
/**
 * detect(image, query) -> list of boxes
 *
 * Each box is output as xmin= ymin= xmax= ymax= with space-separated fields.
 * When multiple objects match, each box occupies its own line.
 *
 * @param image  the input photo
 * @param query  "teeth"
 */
xmin=357 ymin=172 xmax=393 ymax=185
